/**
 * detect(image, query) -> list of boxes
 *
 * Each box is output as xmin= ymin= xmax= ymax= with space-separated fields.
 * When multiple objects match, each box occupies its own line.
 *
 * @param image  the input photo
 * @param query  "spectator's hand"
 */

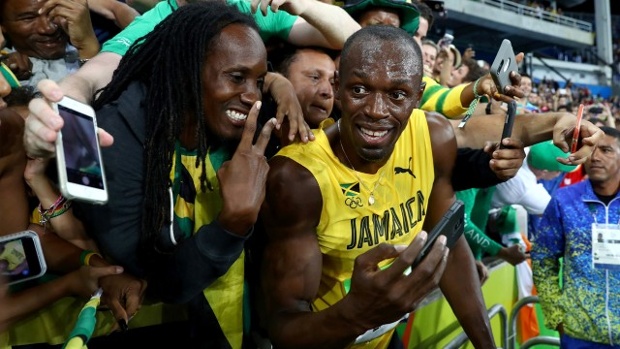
xmin=251 ymin=0 xmax=310 ymax=16
xmin=497 ymin=245 xmax=527 ymax=266
xmin=25 ymin=80 xmax=114 ymax=159
xmin=265 ymin=72 xmax=313 ymax=143
xmin=99 ymin=272 xmax=147 ymax=328
xmin=553 ymin=115 xmax=603 ymax=165
xmin=475 ymin=260 xmax=489 ymax=285
xmin=341 ymin=233 xmax=448 ymax=331
xmin=483 ymin=138 xmax=526 ymax=180
xmin=40 ymin=0 xmax=99 ymax=58
xmin=476 ymin=52 xmax=525 ymax=103
xmin=1 ymin=52 xmax=33 ymax=81
xmin=68 ymin=265 xmax=124 ymax=298
xmin=217 ymin=102 xmax=277 ymax=235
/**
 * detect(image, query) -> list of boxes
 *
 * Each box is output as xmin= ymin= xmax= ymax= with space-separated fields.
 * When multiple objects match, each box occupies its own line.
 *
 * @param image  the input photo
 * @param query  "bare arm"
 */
xmin=425 ymin=113 xmax=495 ymax=348
xmin=452 ymin=112 xmax=603 ymax=164
xmin=252 ymin=0 xmax=360 ymax=49
xmin=0 ymin=109 xmax=29 ymax=235
xmin=61 ymin=52 xmax=121 ymax=102
xmin=261 ymin=157 xmax=357 ymax=348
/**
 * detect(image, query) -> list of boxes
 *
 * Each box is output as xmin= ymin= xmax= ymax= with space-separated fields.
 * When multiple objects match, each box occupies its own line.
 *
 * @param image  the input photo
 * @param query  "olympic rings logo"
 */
xmin=345 ymin=197 xmax=364 ymax=209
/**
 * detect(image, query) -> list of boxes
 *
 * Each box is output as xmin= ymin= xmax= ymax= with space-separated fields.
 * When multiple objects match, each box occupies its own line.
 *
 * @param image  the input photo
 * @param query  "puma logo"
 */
xmin=394 ymin=157 xmax=416 ymax=178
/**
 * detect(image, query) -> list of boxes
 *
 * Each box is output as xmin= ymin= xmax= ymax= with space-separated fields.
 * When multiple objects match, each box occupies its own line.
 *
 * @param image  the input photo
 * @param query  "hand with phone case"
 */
xmin=470 ymin=41 xmax=525 ymax=104
xmin=341 ymin=233 xmax=449 ymax=330
xmin=412 ymin=200 xmax=465 ymax=268
xmin=484 ymin=137 xmax=526 ymax=181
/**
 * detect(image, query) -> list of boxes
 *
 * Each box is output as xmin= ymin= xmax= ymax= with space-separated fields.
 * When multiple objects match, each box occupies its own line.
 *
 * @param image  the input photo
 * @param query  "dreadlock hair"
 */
xmin=93 ymin=2 xmax=259 ymax=261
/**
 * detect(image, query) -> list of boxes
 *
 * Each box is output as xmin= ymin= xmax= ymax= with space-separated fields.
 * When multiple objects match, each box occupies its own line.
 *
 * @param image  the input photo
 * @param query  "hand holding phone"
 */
xmin=412 ymin=200 xmax=465 ymax=268
xmin=490 ymin=39 xmax=518 ymax=95
xmin=499 ymin=100 xmax=517 ymax=149
xmin=0 ymin=231 xmax=47 ymax=285
xmin=54 ymin=96 xmax=108 ymax=204
xmin=571 ymin=104 xmax=585 ymax=153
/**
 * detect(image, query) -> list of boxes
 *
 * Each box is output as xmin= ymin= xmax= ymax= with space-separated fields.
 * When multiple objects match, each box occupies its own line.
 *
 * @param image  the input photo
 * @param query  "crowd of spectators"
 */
xmin=0 ymin=0 xmax=616 ymax=348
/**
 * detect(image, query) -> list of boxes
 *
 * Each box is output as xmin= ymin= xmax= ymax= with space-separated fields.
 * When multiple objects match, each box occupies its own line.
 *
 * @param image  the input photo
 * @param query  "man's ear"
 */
xmin=415 ymin=81 xmax=426 ymax=108
xmin=334 ymin=70 xmax=340 ymax=101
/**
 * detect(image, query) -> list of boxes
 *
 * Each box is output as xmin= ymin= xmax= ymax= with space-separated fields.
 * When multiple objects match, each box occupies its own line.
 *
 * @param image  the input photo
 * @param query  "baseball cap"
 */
xmin=343 ymin=0 xmax=420 ymax=35
xmin=528 ymin=141 xmax=577 ymax=172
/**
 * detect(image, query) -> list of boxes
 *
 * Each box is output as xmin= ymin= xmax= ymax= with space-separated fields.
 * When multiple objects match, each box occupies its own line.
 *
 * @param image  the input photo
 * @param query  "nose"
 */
xmin=35 ymin=15 xmax=58 ymax=35
xmin=365 ymin=93 xmax=389 ymax=120
xmin=317 ymin=78 xmax=333 ymax=99
xmin=239 ymin=82 xmax=261 ymax=107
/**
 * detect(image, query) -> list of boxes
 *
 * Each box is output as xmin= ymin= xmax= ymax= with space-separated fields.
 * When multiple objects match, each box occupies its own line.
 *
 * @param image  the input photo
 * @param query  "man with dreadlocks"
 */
xmin=28 ymin=3 xmax=282 ymax=347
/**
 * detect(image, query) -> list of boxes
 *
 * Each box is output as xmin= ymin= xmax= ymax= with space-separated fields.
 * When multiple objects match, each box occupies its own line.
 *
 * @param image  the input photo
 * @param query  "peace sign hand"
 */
xmin=217 ymin=101 xmax=277 ymax=236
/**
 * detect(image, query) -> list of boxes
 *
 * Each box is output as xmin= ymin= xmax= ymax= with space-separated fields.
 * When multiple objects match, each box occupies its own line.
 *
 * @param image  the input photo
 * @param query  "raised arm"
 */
xmin=252 ymin=0 xmax=360 ymax=49
xmin=424 ymin=113 xmax=496 ymax=348
xmin=452 ymin=111 xmax=603 ymax=164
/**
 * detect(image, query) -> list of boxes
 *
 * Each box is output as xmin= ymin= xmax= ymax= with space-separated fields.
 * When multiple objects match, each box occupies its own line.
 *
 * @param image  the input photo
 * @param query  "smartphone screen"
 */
xmin=0 ymin=234 xmax=45 ymax=285
xmin=58 ymin=105 xmax=105 ymax=190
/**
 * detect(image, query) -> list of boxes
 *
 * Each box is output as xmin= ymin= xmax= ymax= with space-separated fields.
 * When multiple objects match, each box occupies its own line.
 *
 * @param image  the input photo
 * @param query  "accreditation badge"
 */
xmin=592 ymin=223 xmax=620 ymax=270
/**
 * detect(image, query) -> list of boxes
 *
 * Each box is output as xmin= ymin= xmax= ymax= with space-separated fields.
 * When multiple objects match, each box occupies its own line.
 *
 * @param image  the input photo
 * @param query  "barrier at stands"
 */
xmin=508 ymin=296 xmax=560 ymax=349
xmin=473 ymin=0 xmax=592 ymax=32
xmin=444 ymin=304 xmax=508 ymax=349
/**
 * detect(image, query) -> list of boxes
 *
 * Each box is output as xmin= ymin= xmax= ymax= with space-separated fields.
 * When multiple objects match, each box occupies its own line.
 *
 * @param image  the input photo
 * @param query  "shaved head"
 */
xmin=339 ymin=25 xmax=422 ymax=83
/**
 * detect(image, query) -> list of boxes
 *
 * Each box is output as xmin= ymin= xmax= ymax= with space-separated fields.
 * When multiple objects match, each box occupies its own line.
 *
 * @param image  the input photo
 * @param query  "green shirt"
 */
xmin=102 ymin=0 xmax=298 ymax=56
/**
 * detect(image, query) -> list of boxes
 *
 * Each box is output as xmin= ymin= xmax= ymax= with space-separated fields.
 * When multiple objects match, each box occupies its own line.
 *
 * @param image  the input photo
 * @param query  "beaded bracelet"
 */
xmin=79 ymin=250 xmax=102 ymax=267
xmin=458 ymin=77 xmax=484 ymax=129
xmin=38 ymin=195 xmax=72 ymax=225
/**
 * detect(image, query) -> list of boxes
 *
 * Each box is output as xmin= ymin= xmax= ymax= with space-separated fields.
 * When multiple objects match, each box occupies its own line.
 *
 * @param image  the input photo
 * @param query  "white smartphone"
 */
xmin=54 ymin=96 xmax=108 ymax=204
xmin=0 ymin=231 xmax=47 ymax=285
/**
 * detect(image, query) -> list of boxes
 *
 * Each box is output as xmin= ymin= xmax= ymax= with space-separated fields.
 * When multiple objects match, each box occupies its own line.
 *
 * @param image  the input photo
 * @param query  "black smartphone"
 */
xmin=490 ymin=39 xmax=518 ymax=95
xmin=499 ymin=100 xmax=517 ymax=149
xmin=412 ymin=200 xmax=465 ymax=268
xmin=0 ymin=231 xmax=47 ymax=285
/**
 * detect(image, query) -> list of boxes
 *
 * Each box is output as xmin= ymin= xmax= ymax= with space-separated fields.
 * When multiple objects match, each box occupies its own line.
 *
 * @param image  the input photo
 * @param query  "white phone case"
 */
xmin=54 ymin=96 xmax=108 ymax=204
xmin=0 ymin=230 xmax=47 ymax=285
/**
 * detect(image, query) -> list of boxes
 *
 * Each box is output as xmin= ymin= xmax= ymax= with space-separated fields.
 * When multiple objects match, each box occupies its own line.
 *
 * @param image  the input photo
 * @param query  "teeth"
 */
xmin=226 ymin=110 xmax=247 ymax=121
xmin=361 ymin=128 xmax=388 ymax=138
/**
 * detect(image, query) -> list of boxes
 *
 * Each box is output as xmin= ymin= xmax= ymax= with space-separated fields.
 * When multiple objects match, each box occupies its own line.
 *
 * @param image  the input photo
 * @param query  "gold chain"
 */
xmin=337 ymin=119 xmax=385 ymax=206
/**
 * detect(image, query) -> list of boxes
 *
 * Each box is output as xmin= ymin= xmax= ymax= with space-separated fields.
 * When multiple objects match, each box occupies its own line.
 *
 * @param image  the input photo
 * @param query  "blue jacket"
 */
xmin=532 ymin=180 xmax=620 ymax=345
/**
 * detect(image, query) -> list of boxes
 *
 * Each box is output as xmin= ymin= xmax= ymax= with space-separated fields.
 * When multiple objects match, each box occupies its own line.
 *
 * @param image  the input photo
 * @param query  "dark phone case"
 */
xmin=499 ymin=100 xmax=517 ymax=149
xmin=490 ymin=39 xmax=518 ymax=94
xmin=412 ymin=200 xmax=465 ymax=268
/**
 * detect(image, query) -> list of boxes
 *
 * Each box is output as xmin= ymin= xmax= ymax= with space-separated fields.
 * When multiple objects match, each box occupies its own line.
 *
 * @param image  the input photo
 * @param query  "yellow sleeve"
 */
xmin=419 ymin=76 xmax=468 ymax=119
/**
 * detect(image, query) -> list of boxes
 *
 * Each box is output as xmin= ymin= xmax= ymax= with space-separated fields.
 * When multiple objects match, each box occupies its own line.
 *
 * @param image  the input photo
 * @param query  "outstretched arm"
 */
xmin=252 ymin=0 xmax=360 ymax=49
xmin=452 ymin=112 xmax=603 ymax=165
xmin=425 ymin=113 xmax=496 ymax=348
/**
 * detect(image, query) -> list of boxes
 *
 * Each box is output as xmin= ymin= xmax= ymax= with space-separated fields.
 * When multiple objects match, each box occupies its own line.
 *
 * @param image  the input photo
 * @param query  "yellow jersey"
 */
xmin=276 ymin=109 xmax=435 ymax=348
